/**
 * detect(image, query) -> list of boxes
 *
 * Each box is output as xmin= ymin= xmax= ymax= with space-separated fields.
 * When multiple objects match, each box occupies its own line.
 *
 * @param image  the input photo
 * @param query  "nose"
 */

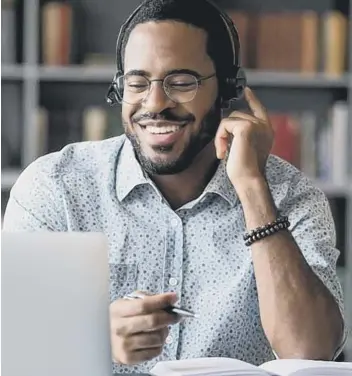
xmin=142 ymin=81 xmax=176 ymax=113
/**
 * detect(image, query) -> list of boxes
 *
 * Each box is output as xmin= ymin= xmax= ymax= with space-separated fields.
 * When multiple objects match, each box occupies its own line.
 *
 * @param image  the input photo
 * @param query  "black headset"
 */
xmin=105 ymin=0 xmax=247 ymax=108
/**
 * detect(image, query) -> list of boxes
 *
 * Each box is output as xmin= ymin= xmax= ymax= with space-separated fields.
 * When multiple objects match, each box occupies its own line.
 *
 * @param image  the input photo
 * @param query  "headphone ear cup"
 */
xmin=106 ymin=83 xmax=119 ymax=106
xmin=220 ymin=78 xmax=234 ymax=109
xmin=221 ymin=67 xmax=247 ymax=106
xmin=105 ymin=74 xmax=124 ymax=106
xmin=235 ymin=67 xmax=247 ymax=100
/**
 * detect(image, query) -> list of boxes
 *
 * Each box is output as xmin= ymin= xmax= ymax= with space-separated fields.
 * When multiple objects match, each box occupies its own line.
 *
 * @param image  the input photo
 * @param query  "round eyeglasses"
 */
xmin=117 ymin=72 xmax=216 ymax=105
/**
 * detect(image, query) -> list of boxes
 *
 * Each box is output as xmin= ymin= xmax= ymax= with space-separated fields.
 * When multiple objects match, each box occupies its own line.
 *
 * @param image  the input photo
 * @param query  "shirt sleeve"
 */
xmin=280 ymin=173 xmax=348 ymax=359
xmin=2 ymin=155 xmax=67 ymax=232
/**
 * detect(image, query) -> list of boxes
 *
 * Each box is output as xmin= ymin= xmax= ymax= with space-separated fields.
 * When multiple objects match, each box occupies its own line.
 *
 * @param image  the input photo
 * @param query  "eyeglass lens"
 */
xmin=118 ymin=74 xmax=199 ymax=104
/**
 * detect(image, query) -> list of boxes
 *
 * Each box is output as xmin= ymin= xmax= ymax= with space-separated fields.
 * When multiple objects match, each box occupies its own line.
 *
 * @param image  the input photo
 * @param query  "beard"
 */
xmin=124 ymin=103 xmax=222 ymax=175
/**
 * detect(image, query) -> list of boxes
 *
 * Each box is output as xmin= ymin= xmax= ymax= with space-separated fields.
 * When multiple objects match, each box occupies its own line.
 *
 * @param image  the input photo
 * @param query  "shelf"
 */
xmin=31 ymin=65 xmax=351 ymax=88
xmin=1 ymin=169 xmax=21 ymax=190
xmin=38 ymin=65 xmax=116 ymax=82
xmin=2 ymin=64 xmax=349 ymax=89
xmin=246 ymin=70 xmax=350 ymax=88
xmin=314 ymin=181 xmax=352 ymax=196
xmin=1 ymin=65 xmax=25 ymax=81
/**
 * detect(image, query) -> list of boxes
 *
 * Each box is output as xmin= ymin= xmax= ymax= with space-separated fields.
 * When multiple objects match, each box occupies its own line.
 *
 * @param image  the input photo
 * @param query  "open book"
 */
xmin=150 ymin=357 xmax=352 ymax=376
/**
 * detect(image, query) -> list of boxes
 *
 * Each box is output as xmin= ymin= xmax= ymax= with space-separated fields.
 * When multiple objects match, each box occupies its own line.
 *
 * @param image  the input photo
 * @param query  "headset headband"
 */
xmin=115 ymin=0 xmax=241 ymax=74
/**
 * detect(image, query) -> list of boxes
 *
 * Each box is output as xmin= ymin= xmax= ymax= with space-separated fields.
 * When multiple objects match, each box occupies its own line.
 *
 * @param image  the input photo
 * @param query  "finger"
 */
xmin=111 ymin=292 xmax=178 ymax=318
xmin=215 ymin=118 xmax=252 ymax=159
xmin=214 ymin=120 xmax=232 ymax=159
xmin=114 ymin=311 xmax=180 ymax=336
xmin=124 ymin=328 xmax=169 ymax=351
xmin=228 ymin=111 xmax=258 ymax=123
xmin=244 ymin=87 xmax=267 ymax=121
xmin=118 ymin=346 xmax=163 ymax=365
xmin=114 ymin=342 xmax=164 ymax=365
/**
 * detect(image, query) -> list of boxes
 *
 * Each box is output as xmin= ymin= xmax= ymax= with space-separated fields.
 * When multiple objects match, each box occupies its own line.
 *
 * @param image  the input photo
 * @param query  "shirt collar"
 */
xmin=115 ymin=138 xmax=149 ymax=201
xmin=116 ymin=138 xmax=238 ymax=207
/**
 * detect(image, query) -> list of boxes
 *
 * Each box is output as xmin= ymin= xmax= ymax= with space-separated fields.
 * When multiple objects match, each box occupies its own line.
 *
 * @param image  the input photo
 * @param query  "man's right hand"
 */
xmin=110 ymin=291 xmax=181 ymax=365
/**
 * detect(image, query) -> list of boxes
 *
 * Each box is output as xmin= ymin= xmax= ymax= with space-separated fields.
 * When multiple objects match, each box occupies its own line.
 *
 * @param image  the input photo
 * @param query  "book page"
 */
xmin=150 ymin=357 xmax=272 ymax=376
xmin=260 ymin=359 xmax=352 ymax=376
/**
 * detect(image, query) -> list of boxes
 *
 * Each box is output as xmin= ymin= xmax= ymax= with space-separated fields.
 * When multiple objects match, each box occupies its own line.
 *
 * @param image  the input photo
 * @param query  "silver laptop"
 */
xmin=2 ymin=231 xmax=113 ymax=376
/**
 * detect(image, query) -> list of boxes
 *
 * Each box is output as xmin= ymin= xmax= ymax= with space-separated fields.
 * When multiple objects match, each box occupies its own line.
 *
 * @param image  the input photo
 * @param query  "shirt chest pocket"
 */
xmin=109 ymin=263 xmax=138 ymax=302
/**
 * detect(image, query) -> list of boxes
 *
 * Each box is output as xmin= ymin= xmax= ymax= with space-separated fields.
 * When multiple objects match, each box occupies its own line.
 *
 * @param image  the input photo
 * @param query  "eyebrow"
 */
xmin=124 ymin=68 xmax=202 ymax=78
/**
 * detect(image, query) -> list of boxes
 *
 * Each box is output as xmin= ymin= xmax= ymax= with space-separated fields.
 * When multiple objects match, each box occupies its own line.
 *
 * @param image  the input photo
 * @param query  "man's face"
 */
xmin=122 ymin=20 xmax=221 ymax=175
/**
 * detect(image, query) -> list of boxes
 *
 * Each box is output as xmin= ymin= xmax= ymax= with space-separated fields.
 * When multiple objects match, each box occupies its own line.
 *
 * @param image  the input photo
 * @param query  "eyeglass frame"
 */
xmin=115 ymin=71 xmax=217 ymax=104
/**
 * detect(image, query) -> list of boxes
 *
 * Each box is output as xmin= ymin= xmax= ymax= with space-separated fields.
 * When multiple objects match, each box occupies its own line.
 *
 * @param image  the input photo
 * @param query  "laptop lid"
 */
xmin=2 ymin=231 xmax=112 ymax=376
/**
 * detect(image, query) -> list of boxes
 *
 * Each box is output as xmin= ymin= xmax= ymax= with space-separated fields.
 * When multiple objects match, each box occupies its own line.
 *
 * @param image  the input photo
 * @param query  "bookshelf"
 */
xmin=3 ymin=64 xmax=351 ymax=87
xmin=1 ymin=0 xmax=352 ymax=361
xmin=2 ymin=64 xmax=24 ymax=80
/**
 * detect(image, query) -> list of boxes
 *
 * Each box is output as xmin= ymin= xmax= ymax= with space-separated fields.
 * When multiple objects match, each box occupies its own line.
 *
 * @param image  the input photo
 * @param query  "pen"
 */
xmin=123 ymin=292 xmax=199 ymax=318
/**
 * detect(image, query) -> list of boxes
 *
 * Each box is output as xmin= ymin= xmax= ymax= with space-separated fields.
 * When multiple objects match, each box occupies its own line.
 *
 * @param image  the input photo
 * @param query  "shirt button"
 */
xmin=165 ymin=335 xmax=173 ymax=344
xmin=168 ymin=277 xmax=178 ymax=286
xmin=170 ymin=218 xmax=178 ymax=227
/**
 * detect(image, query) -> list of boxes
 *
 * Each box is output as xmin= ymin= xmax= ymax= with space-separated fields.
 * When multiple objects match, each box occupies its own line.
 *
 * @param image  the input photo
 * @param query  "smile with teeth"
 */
xmin=142 ymin=125 xmax=183 ymax=134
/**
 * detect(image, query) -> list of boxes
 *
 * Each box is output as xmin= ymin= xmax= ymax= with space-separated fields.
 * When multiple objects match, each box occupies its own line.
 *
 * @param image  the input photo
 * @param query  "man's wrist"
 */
xmin=233 ymin=175 xmax=268 ymax=201
xmin=234 ymin=176 xmax=278 ymax=229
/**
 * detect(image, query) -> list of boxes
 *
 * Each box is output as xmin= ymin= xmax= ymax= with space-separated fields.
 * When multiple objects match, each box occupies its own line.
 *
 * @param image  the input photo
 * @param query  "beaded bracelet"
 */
xmin=243 ymin=216 xmax=290 ymax=247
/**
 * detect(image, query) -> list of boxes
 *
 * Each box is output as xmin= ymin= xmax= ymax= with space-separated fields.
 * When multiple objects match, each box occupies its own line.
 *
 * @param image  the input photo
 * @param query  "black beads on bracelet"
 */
xmin=243 ymin=216 xmax=290 ymax=247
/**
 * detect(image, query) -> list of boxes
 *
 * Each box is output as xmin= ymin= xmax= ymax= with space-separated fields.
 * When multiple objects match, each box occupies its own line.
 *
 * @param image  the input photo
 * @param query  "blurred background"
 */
xmin=1 ymin=0 xmax=352 ymax=362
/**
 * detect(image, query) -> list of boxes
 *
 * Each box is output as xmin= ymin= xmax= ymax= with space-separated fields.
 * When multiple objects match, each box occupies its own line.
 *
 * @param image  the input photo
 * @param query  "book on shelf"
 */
xmin=268 ymin=101 xmax=350 ymax=184
xmin=41 ymin=2 xmax=75 ymax=65
xmin=35 ymin=108 xmax=49 ymax=158
xmin=32 ymin=102 xmax=349 ymax=185
xmin=82 ymin=107 xmax=108 ymax=142
xmin=225 ymin=9 xmax=348 ymax=75
xmin=329 ymin=101 xmax=349 ymax=185
xmin=1 ymin=0 xmax=16 ymax=64
xmin=255 ymin=11 xmax=319 ymax=73
xmin=322 ymin=10 xmax=348 ymax=76
xmin=269 ymin=113 xmax=301 ymax=168
xmin=225 ymin=10 xmax=251 ymax=68
xmin=1 ymin=84 xmax=22 ymax=168
xmin=37 ymin=4 xmax=349 ymax=75
xmin=83 ymin=53 xmax=116 ymax=67
xmin=47 ymin=110 xmax=82 ymax=153
xmin=329 ymin=196 xmax=347 ymax=267
xmin=33 ymin=106 xmax=124 ymax=157
xmin=268 ymin=104 xmax=348 ymax=270
xmin=150 ymin=357 xmax=352 ymax=376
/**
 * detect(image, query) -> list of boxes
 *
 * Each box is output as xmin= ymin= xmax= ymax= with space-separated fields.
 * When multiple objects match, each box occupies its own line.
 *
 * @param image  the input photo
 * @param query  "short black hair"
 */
xmin=119 ymin=0 xmax=234 ymax=79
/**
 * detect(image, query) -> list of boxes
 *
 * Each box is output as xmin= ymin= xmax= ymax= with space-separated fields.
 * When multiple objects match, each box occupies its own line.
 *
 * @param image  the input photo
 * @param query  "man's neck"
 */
xmin=151 ymin=143 xmax=219 ymax=210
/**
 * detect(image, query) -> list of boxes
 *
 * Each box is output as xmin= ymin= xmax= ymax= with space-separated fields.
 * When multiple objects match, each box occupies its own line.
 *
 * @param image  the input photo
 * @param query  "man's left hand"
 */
xmin=215 ymin=87 xmax=274 ymax=188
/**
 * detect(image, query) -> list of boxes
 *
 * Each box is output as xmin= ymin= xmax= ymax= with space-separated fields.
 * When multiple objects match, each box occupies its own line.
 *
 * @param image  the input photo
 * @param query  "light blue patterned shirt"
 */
xmin=3 ymin=135 xmax=346 ymax=372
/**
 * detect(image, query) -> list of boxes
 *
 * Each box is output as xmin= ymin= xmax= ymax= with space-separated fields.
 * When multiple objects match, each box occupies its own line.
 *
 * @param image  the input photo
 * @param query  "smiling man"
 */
xmin=121 ymin=21 xmax=220 ymax=180
xmin=3 ymin=0 xmax=346 ymax=373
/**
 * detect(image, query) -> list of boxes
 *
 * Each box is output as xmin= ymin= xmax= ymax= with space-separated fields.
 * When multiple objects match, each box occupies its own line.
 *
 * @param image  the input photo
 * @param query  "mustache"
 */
xmin=132 ymin=111 xmax=195 ymax=123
